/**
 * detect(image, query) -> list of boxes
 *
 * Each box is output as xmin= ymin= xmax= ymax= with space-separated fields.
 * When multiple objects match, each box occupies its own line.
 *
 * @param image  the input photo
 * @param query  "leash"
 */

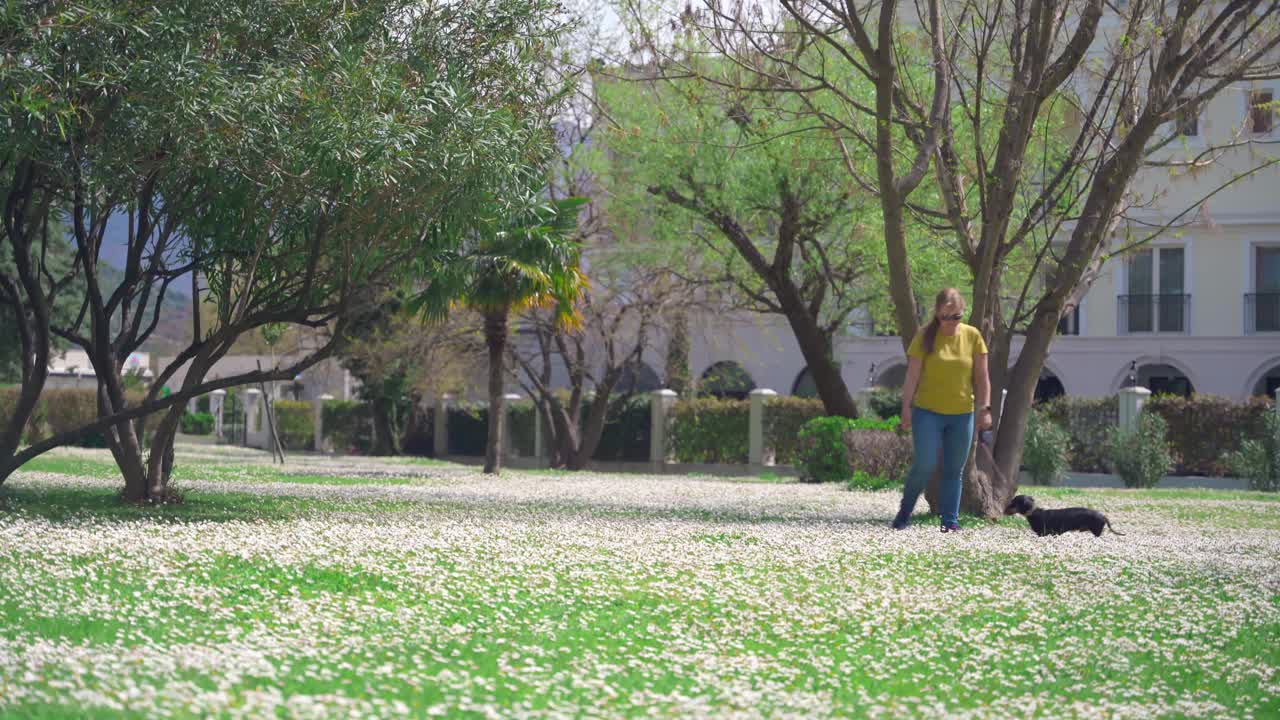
xmin=977 ymin=429 xmax=1014 ymax=490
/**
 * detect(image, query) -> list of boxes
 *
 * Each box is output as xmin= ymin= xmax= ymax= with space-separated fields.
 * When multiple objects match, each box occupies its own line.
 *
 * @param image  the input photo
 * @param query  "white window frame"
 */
xmin=1244 ymin=84 xmax=1279 ymax=137
xmin=1120 ymin=240 xmax=1192 ymax=334
xmin=1246 ymin=239 xmax=1280 ymax=334
xmin=1040 ymin=244 xmax=1088 ymax=336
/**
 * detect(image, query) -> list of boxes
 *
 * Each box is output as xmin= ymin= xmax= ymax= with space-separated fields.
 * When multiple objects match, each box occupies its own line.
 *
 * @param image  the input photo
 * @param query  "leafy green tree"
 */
xmin=416 ymin=196 xmax=587 ymax=474
xmin=0 ymin=0 xmax=572 ymax=499
xmin=595 ymin=63 xmax=966 ymax=417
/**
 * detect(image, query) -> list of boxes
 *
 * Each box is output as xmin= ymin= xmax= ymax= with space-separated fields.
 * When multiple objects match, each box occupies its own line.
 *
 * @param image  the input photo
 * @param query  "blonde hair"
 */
xmin=921 ymin=288 xmax=966 ymax=354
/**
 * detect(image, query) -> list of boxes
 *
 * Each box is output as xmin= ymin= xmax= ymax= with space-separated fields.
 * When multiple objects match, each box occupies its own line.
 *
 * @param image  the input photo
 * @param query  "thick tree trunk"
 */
xmin=0 ymin=343 xmax=47 ymax=479
xmin=483 ymin=309 xmax=509 ymax=474
xmin=572 ymin=378 xmax=621 ymax=470
xmin=774 ymin=298 xmax=857 ymax=418
xmin=0 ymin=163 xmax=52 ymax=483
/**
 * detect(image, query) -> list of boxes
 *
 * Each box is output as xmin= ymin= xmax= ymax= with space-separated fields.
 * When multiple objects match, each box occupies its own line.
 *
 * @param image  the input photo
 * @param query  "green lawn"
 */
xmin=1 ymin=448 xmax=1277 ymax=718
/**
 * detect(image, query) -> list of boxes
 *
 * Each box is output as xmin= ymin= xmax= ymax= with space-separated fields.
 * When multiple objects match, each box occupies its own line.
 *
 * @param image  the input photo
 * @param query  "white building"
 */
xmin=668 ymin=68 xmax=1280 ymax=403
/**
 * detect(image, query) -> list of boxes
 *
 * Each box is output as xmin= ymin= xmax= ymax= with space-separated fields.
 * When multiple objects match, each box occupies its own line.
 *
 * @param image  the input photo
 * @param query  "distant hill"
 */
xmin=96 ymin=263 xmax=194 ymax=354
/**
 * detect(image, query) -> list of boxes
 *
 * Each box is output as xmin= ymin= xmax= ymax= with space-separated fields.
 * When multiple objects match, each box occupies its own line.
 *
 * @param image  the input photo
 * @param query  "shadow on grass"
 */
xmin=0 ymin=484 xmax=416 ymax=524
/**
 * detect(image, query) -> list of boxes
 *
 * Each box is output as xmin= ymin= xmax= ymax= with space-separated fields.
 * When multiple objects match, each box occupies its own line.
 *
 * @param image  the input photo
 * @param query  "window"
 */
xmin=1057 ymin=305 xmax=1081 ymax=336
xmin=1252 ymin=246 xmax=1280 ymax=333
xmin=1249 ymin=90 xmax=1274 ymax=134
xmin=1174 ymin=107 xmax=1199 ymax=137
xmin=1122 ymin=247 xmax=1186 ymax=333
xmin=1042 ymin=247 xmax=1081 ymax=335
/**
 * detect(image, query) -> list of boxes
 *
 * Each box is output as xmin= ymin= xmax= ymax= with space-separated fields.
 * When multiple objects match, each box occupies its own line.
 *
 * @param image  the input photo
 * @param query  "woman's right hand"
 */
xmin=900 ymin=405 xmax=912 ymax=433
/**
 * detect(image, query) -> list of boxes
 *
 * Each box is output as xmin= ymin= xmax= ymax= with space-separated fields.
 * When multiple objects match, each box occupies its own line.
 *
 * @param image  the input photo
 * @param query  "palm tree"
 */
xmin=416 ymin=196 xmax=586 ymax=474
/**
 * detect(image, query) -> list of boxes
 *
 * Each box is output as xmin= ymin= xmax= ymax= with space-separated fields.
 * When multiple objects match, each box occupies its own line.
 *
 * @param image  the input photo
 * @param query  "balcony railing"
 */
xmin=1117 ymin=294 xmax=1190 ymax=334
xmin=1246 ymin=293 xmax=1280 ymax=334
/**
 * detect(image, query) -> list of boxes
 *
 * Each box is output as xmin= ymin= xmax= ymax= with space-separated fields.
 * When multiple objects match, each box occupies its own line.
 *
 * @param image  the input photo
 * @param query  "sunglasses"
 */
xmin=939 ymin=313 xmax=963 ymax=321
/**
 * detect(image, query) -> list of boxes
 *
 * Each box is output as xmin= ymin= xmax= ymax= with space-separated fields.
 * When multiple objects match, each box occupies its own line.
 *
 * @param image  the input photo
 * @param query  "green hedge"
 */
xmin=864 ymin=386 xmax=903 ymax=421
xmin=322 ymin=400 xmax=371 ymax=454
xmin=1145 ymin=394 xmax=1274 ymax=476
xmin=180 ymin=411 xmax=215 ymax=436
xmin=509 ymin=402 xmax=537 ymax=458
xmin=764 ymin=397 xmax=826 ymax=465
xmin=1042 ymin=394 xmax=1276 ymax=476
xmin=0 ymin=387 xmax=145 ymax=447
xmin=793 ymin=415 xmax=908 ymax=483
xmin=1040 ymin=395 xmax=1118 ymax=474
xmin=671 ymin=397 xmax=749 ymax=464
xmin=273 ymin=400 xmax=313 ymax=451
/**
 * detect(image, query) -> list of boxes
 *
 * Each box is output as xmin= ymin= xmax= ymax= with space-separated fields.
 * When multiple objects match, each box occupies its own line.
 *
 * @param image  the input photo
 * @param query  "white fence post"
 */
xmin=433 ymin=394 xmax=452 ymax=458
xmin=1118 ymin=386 xmax=1151 ymax=433
xmin=854 ymin=386 xmax=876 ymax=419
xmin=649 ymin=389 xmax=678 ymax=472
xmin=314 ymin=394 xmax=333 ymax=453
xmin=503 ymin=393 xmax=522 ymax=461
xmin=749 ymin=388 xmax=778 ymax=468
xmin=243 ymin=388 xmax=263 ymax=449
xmin=210 ymin=389 xmax=226 ymax=439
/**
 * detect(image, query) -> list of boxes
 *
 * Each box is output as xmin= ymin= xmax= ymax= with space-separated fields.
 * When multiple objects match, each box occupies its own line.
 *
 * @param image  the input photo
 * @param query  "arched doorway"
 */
xmin=875 ymin=364 xmax=907 ymax=389
xmin=699 ymin=361 xmax=756 ymax=400
xmin=1034 ymin=372 xmax=1066 ymax=403
xmin=616 ymin=361 xmax=662 ymax=394
xmin=792 ymin=367 xmax=818 ymax=398
xmin=1138 ymin=362 xmax=1194 ymax=397
xmin=1250 ymin=361 xmax=1280 ymax=399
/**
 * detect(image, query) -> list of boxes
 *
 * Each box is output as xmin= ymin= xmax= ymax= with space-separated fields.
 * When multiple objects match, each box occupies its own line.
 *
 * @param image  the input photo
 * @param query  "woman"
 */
xmin=892 ymin=288 xmax=992 ymax=532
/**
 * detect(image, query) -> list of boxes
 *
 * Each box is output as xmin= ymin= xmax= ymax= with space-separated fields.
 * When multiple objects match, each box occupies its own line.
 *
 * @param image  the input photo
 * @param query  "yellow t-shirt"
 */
xmin=907 ymin=323 xmax=988 ymax=415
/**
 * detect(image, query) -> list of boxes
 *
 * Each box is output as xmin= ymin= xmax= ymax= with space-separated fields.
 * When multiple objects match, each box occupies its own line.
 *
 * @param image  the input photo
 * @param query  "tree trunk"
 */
xmin=572 ymin=379 xmax=619 ymax=470
xmin=371 ymin=395 xmax=401 ymax=456
xmin=483 ymin=308 xmax=509 ymax=474
xmin=774 ymin=299 xmax=857 ymax=418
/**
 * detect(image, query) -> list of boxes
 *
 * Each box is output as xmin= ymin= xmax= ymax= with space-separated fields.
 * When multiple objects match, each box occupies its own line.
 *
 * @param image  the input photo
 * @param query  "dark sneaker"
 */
xmin=941 ymin=522 xmax=962 ymax=533
xmin=891 ymin=510 xmax=911 ymax=530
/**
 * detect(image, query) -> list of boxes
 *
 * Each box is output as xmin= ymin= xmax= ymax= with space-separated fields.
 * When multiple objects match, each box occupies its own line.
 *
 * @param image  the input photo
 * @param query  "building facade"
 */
xmin=674 ymin=74 xmax=1280 ymax=403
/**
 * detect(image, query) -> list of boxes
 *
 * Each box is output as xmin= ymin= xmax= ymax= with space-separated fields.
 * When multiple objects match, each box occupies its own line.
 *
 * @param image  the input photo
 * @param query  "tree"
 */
xmin=0 ymin=0 xmax=573 ymax=499
xmin=595 ymin=64 xmax=934 ymax=418
xmin=628 ymin=0 xmax=1280 ymax=517
xmin=510 ymin=265 xmax=682 ymax=468
xmin=416 ymin=195 xmax=587 ymax=474
xmin=340 ymin=298 xmax=486 ymax=456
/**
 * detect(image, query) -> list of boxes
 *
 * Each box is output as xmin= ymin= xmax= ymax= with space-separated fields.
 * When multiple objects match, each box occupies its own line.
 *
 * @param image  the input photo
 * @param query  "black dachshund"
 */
xmin=1004 ymin=495 xmax=1125 ymax=537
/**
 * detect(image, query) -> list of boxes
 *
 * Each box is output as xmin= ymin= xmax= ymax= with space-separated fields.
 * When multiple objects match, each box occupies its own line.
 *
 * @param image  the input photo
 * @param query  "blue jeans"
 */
xmin=900 ymin=406 xmax=974 ymax=526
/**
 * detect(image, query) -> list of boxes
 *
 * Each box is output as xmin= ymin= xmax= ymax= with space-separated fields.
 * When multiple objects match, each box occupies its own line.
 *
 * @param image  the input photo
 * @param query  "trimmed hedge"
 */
xmin=1040 ymin=395 xmax=1118 ymax=474
xmin=671 ymin=397 xmax=749 ymax=464
xmin=794 ymin=415 xmax=907 ymax=483
xmin=509 ymin=402 xmax=537 ymax=458
xmin=764 ymin=397 xmax=826 ymax=465
xmin=864 ymin=386 xmax=903 ymax=421
xmin=1105 ymin=412 xmax=1172 ymax=488
xmin=180 ymin=411 xmax=215 ymax=436
xmin=0 ymin=387 xmax=144 ymax=447
xmin=273 ymin=400 xmax=313 ymax=451
xmin=322 ymin=400 xmax=372 ymax=454
xmin=1145 ymin=394 xmax=1274 ymax=476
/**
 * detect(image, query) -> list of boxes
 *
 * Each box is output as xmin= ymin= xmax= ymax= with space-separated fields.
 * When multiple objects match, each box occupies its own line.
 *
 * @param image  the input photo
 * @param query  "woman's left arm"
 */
xmin=974 ymin=351 xmax=992 ymax=429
